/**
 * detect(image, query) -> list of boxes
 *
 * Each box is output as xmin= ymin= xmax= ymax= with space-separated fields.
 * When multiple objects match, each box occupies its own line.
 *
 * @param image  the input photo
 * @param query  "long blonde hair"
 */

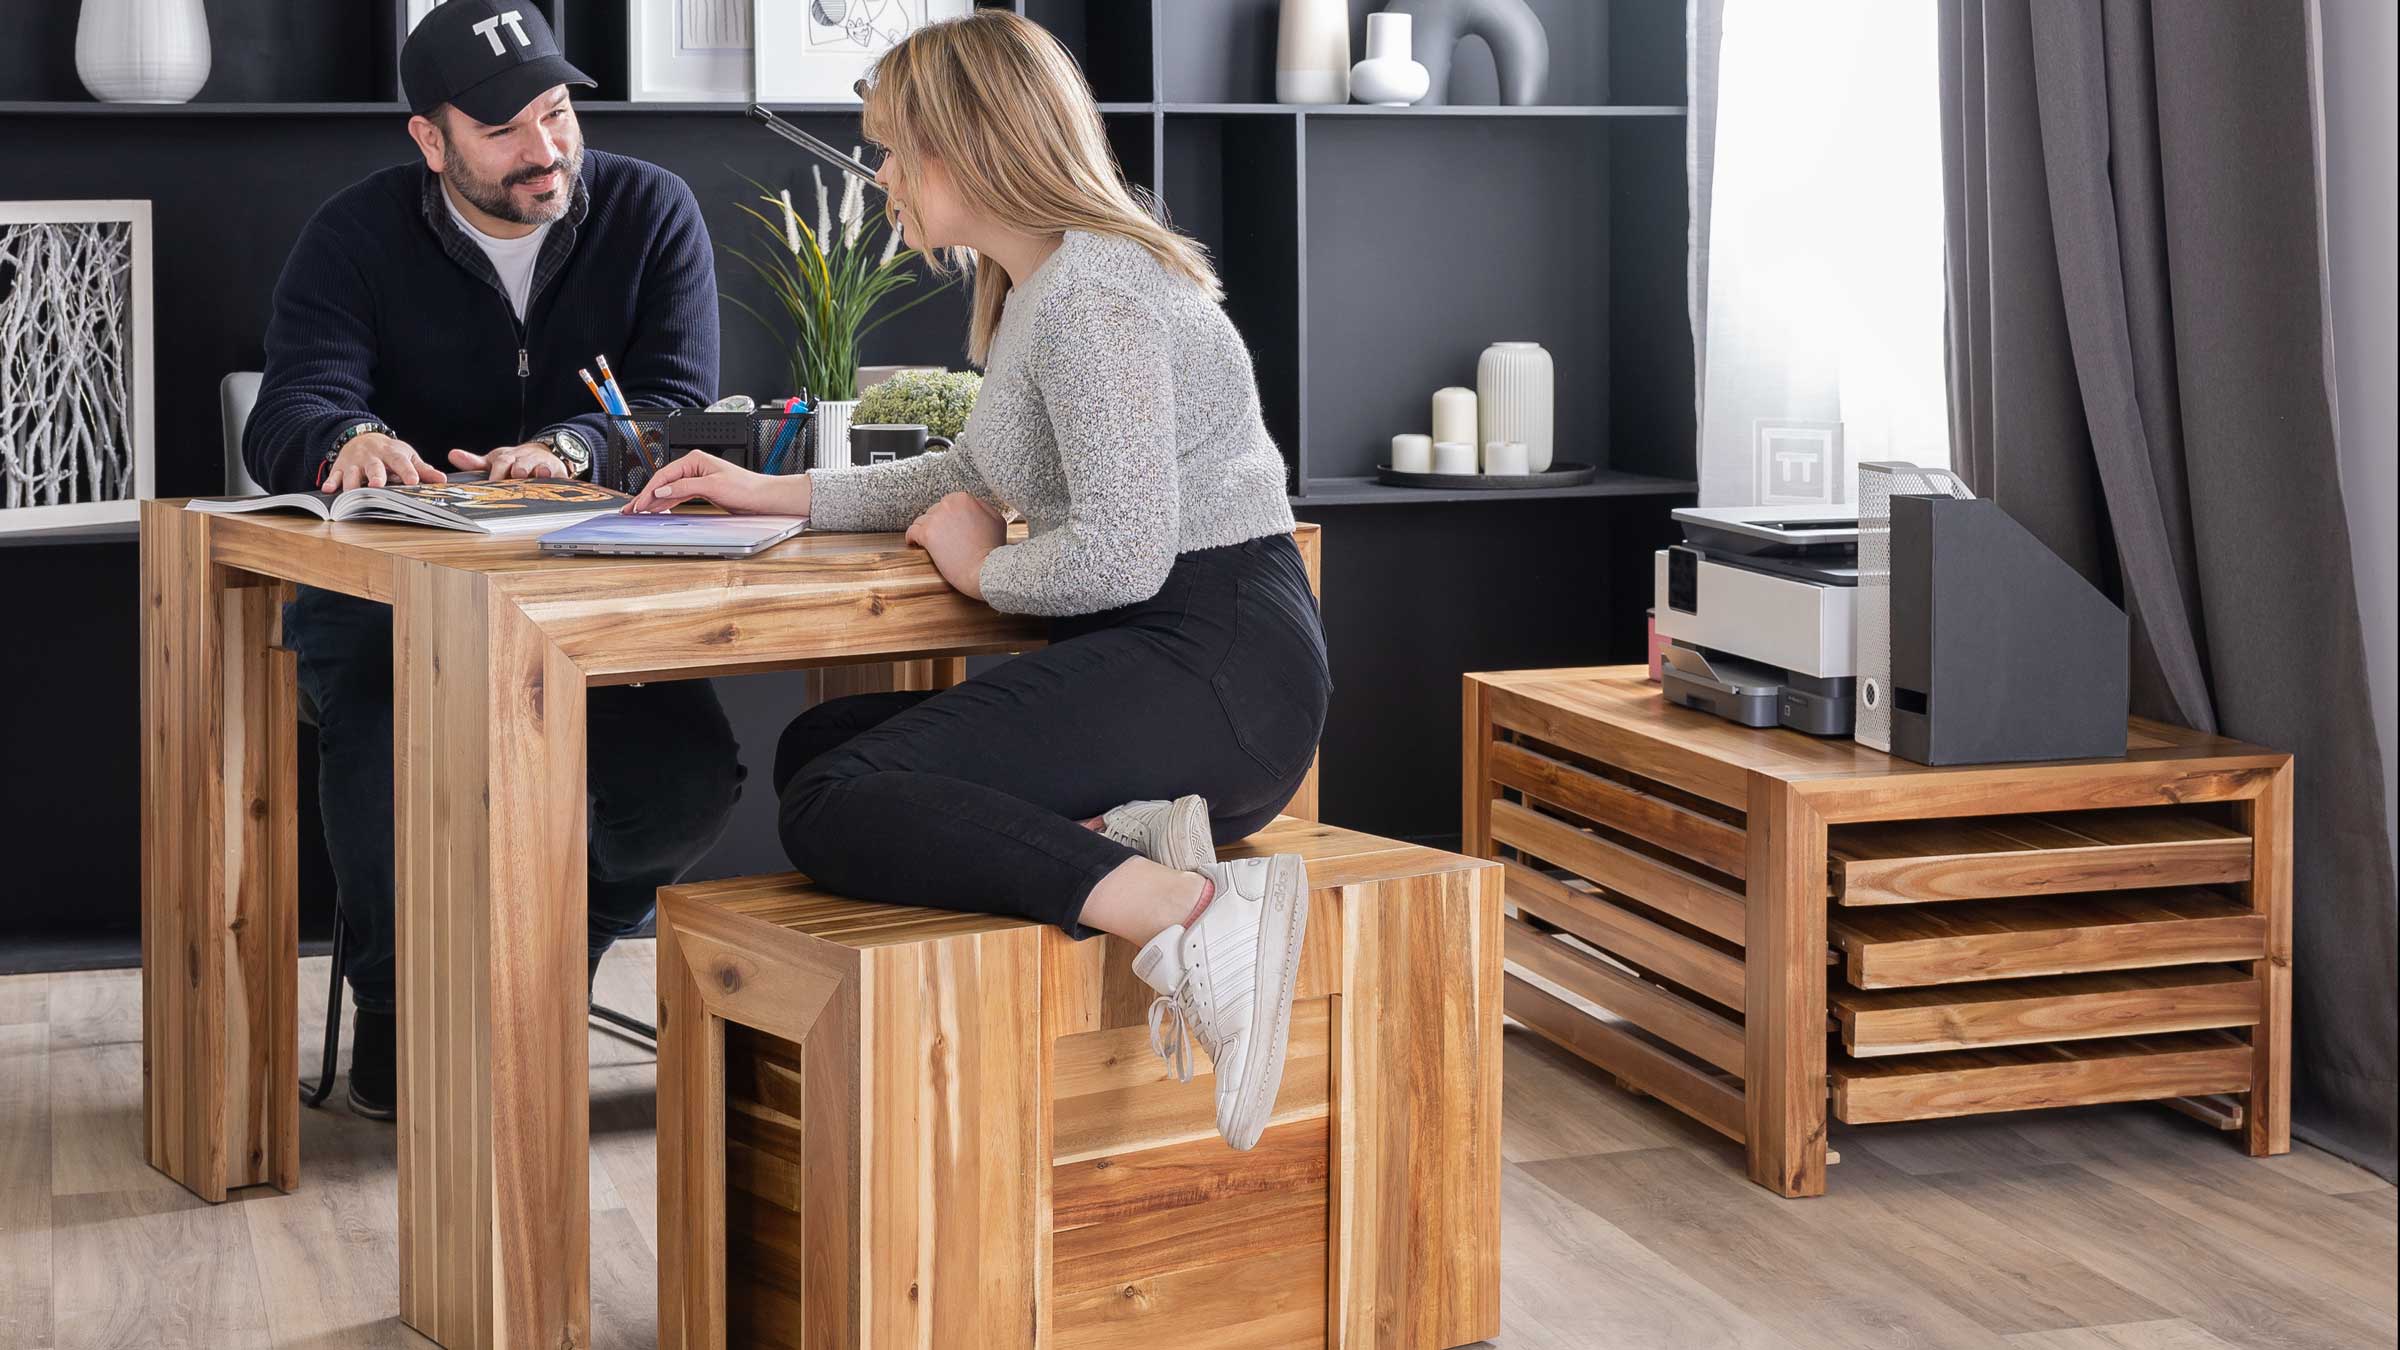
xmin=860 ymin=10 xmax=1218 ymax=365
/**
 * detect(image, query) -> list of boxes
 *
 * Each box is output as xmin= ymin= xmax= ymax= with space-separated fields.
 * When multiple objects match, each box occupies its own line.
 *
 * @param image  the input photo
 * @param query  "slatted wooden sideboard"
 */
xmin=1463 ymin=666 xmax=2293 ymax=1198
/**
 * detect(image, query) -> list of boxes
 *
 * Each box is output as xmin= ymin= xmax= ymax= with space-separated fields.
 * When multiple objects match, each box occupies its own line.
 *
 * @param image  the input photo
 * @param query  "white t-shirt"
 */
xmin=444 ymin=190 xmax=552 ymax=322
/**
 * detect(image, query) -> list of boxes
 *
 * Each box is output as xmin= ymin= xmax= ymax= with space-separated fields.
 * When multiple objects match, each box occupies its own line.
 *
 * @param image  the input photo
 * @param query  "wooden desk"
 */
xmin=137 ymin=501 xmax=1320 ymax=1349
xmin=1463 ymin=666 xmax=2292 ymax=1199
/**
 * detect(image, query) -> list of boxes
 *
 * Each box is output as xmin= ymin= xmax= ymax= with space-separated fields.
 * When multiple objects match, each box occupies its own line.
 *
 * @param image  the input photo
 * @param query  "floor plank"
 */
xmin=1498 ymin=1162 xmax=1793 ymax=1349
xmin=1925 ymin=1166 xmax=2398 ymax=1350
xmin=2006 ymin=1319 xmax=2247 ymax=1349
xmin=1 ymin=1022 xmax=54 ymax=1350
xmin=52 ymin=1188 xmax=275 ymax=1349
xmin=0 ymin=974 xmax=47 ymax=1027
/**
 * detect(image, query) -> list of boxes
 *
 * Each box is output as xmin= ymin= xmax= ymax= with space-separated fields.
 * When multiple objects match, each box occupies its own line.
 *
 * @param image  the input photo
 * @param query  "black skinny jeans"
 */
xmin=772 ymin=534 xmax=1331 ymax=937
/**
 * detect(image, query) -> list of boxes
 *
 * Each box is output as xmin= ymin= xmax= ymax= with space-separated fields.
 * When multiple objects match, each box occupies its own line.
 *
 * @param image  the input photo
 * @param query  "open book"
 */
xmin=186 ymin=476 xmax=631 ymax=535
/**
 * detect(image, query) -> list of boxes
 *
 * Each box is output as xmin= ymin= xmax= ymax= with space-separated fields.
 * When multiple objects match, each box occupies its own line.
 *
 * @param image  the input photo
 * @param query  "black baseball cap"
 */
xmin=402 ymin=0 xmax=594 ymax=127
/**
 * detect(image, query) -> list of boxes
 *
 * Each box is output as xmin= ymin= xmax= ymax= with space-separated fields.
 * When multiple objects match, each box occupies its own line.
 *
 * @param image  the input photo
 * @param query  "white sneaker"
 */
xmin=1098 ymin=795 xmax=1217 ymax=872
xmin=1132 ymin=853 xmax=1310 ymax=1151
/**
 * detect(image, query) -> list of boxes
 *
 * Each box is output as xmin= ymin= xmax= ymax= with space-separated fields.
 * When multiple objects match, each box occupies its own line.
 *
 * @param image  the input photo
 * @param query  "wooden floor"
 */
xmin=1 ymin=950 xmax=2391 ymax=1350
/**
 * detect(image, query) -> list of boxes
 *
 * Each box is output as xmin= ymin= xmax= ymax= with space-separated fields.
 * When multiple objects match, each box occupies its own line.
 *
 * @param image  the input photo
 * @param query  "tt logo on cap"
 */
xmin=472 ymin=10 xmax=533 ymax=56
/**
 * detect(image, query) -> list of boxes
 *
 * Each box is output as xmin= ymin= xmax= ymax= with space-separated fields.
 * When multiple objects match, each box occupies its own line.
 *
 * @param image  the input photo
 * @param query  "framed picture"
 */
xmin=756 ymin=0 xmax=974 ymax=105
xmin=630 ymin=0 xmax=755 ymax=103
xmin=0 ymin=200 xmax=154 ymax=539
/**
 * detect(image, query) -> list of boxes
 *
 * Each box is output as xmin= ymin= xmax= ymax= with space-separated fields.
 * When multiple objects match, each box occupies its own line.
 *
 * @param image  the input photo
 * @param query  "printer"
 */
xmin=1652 ymin=505 xmax=1858 ymax=735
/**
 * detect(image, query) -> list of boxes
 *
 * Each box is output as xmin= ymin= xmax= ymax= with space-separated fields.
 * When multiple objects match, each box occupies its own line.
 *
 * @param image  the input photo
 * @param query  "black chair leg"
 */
xmin=589 ymin=1001 xmax=657 ymax=1044
xmin=302 ymin=911 xmax=347 ymax=1108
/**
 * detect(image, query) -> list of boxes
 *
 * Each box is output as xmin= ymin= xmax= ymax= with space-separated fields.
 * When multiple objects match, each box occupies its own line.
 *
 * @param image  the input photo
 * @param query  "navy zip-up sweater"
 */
xmin=245 ymin=148 xmax=718 ymax=494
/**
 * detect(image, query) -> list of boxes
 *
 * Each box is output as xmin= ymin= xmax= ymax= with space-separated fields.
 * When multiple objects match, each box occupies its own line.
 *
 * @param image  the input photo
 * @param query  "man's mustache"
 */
xmin=506 ymin=160 xmax=570 ymax=188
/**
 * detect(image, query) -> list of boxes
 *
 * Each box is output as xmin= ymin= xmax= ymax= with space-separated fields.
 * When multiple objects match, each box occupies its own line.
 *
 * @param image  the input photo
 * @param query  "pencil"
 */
xmin=595 ymin=355 xmax=631 ymax=416
xmin=577 ymin=368 xmax=613 ymax=415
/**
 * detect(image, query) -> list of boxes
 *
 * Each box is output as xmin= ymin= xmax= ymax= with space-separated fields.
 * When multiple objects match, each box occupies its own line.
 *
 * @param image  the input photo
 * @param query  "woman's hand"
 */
xmin=905 ymin=492 xmax=1007 ymax=600
xmin=622 ymin=451 xmax=811 ymax=516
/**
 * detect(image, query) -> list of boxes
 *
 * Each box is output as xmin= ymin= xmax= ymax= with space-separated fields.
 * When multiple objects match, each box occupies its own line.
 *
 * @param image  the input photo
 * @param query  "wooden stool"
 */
xmin=655 ymin=818 xmax=1502 ymax=1349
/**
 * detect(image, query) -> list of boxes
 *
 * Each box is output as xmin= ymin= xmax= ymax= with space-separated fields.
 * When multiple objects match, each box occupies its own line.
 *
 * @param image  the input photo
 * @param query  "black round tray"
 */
xmin=1374 ymin=460 xmax=1599 ymax=491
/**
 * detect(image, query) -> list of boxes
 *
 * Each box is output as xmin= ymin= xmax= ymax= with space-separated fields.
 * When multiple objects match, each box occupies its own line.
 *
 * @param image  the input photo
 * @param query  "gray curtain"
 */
xmin=1940 ymin=0 xmax=2397 ymax=1176
xmin=1686 ymin=0 xmax=1724 ymax=430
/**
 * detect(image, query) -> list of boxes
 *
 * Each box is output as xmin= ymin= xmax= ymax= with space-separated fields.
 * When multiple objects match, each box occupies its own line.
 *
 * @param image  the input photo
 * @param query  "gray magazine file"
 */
xmin=1888 ymin=495 xmax=2129 ymax=766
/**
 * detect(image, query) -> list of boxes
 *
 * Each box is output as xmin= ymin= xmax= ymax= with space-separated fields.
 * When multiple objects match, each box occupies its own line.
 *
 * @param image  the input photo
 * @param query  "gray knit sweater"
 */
xmin=806 ymin=230 xmax=1296 ymax=617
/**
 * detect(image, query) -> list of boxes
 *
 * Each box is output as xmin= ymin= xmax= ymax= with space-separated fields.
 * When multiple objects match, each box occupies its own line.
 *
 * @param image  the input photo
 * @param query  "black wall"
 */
xmin=1 ymin=100 xmax=1684 ymax=970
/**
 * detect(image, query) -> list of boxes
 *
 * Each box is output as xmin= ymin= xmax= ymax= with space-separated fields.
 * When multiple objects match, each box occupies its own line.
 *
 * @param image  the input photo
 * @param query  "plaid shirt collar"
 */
xmin=418 ymin=164 xmax=590 ymax=314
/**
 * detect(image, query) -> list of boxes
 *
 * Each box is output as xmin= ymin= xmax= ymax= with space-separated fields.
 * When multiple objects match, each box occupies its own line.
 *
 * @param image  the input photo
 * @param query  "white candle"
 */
xmin=1390 ymin=433 xmax=1433 ymax=473
xmin=1432 ymin=440 xmax=1477 ymax=474
xmin=1431 ymin=386 xmax=1478 ymax=450
xmin=1484 ymin=439 xmax=1530 ymax=475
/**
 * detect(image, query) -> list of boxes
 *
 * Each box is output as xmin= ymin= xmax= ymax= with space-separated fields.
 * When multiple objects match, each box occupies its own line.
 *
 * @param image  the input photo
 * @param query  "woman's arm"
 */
xmin=975 ymin=287 xmax=1179 ymax=616
xmin=808 ymin=448 xmax=990 ymax=532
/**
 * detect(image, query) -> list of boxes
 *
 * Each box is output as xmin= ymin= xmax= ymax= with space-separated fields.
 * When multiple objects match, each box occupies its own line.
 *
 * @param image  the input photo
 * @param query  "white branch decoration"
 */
xmin=1 ymin=220 xmax=135 ymax=511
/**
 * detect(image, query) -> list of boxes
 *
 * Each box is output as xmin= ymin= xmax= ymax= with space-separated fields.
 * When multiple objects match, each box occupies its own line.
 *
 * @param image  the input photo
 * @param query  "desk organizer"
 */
xmin=599 ymin=408 xmax=810 ymax=494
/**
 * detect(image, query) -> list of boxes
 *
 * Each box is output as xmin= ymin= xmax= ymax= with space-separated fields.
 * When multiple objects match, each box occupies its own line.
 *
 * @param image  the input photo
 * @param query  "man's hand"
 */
xmin=904 ymin=492 xmax=1006 ymax=601
xmin=449 ymin=442 xmax=568 ymax=480
xmin=327 ymin=432 xmax=448 ymax=491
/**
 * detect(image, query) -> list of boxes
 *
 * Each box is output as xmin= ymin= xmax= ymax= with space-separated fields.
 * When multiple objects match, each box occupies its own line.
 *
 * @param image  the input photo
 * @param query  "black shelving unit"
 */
xmin=2 ymin=0 xmax=1694 ymax=505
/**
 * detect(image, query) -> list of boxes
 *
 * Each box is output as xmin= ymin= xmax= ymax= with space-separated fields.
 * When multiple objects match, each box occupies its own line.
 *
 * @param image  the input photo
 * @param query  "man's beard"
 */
xmin=446 ymin=145 xmax=582 ymax=225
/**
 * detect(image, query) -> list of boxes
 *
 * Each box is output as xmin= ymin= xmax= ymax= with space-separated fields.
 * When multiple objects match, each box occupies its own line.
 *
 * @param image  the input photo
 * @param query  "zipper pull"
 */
xmin=517 ymin=348 xmax=530 ymax=379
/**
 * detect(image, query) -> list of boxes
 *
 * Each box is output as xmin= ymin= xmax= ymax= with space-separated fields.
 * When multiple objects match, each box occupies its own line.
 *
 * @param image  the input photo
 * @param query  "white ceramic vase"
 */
xmin=76 ymin=0 xmax=212 ymax=104
xmin=1276 ymin=0 xmax=1350 ymax=104
xmin=1476 ymin=341 xmax=1554 ymax=471
xmin=1351 ymin=12 xmax=1430 ymax=106
xmin=812 ymin=399 xmax=859 ymax=469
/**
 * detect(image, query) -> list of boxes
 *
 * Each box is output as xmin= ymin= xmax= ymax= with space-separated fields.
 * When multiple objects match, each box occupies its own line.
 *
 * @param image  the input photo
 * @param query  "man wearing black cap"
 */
xmin=244 ymin=0 xmax=742 ymax=1119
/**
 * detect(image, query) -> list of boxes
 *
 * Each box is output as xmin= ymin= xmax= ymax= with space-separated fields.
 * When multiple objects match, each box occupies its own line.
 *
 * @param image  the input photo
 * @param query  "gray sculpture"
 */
xmin=1386 ymin=0 xmax=1550 ymax=107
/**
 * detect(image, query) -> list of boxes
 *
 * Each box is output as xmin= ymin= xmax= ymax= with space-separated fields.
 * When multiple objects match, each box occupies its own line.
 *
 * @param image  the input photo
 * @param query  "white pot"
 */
xmin=1477 ymin=341 xmax=1554 ymax=472
xmin=1351 ymin=12 xmax=1429 ymax=106
xmin=812 ymin=399 xmax=859 ymax=470
xmin=1276 ymin=0 xmax=1350 ymax=104
xmin=77 ymin=0 xmax=212 ymax=104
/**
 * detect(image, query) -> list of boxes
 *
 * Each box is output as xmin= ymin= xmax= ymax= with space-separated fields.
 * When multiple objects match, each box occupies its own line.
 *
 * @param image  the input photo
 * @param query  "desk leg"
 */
xmin=1744 ymin=776 xmax=1827 ymax=1198
xmin=393 ymin=562 xmax=590 ymax=1349
xmin=140 ymin=503 xmax=299 ymax=1201
xmin=2242 ymin=762 xmax=2293 ymax=1156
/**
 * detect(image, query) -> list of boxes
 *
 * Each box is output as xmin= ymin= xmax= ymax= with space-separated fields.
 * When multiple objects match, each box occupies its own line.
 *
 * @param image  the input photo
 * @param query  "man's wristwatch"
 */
xmin=535 ymin=428 xmax=593 ymax=479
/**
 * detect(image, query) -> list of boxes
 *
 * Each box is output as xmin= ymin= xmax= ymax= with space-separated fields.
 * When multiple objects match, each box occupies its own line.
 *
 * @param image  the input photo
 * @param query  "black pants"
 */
xmin=283 ymin=587 xmax=745 ymax=1012
xmin=773 ymin=534 xmax=1331 ymax=937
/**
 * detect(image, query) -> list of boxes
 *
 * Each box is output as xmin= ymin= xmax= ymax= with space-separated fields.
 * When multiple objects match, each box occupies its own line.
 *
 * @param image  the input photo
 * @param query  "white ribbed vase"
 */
xmin=1476 ymin=341 xmax=1554 ymax=471
xmin=77 ymin=0 xmax=212 ymax=104
xmin=812 ymin=399 xmax=858 ymax=469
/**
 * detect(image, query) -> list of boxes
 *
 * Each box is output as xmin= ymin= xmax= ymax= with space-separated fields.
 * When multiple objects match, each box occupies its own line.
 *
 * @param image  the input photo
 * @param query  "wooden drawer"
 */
xmin=1828 ymin=809 xmax=2252 ymax=905
xmin=1828 ymin=888 xmax=2268 ymax=988
xmin=1831 ymin=1030 xmax=2256 ymax=1124
xmin=1832 ymin=966 xmax=2260 ymax=1057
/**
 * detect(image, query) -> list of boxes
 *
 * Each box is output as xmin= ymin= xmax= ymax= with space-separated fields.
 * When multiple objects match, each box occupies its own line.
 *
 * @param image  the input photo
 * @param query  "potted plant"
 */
xmin=854 ymin=368 xmax=982 ymax=441
xmin=725 ymin=154 xmax=952 ymax=466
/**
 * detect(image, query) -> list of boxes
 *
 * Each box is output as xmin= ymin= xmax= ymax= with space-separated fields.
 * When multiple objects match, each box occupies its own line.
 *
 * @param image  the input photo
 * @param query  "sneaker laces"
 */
xmin=1148 ymin=979 xmax=1197 ymax=1084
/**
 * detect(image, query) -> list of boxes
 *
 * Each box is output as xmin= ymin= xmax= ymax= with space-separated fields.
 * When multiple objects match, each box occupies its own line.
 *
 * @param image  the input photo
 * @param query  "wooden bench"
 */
xmin=655 ymin=817 xmax=1502 ymax=1349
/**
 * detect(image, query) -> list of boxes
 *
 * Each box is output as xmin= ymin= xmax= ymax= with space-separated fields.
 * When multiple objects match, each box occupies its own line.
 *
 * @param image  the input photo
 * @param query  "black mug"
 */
xmin=849 ymin=423 xmax=954 ymax=465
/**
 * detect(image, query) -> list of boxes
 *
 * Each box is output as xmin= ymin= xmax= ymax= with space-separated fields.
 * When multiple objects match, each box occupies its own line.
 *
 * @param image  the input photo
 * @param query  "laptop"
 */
xmin=538 ymin=513 xmax=808 ymax=558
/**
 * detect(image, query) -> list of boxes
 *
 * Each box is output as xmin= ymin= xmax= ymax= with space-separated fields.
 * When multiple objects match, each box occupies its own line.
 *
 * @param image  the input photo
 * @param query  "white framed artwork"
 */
xmin=755 ymin=0 xmax=973 ymax=104
xmin=630 ymin=0 xmax=755 ymax=103
xmin=0 ymin=201 xmax=155 ymax=538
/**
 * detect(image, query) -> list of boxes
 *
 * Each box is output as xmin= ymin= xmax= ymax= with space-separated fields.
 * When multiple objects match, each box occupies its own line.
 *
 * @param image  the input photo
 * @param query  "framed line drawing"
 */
xmin=755 ymin=0 xmax=974 ymax=104
xmin=0 ymin=200 xmax=155 ymax=538
xmin=629 ymin=0 xmax=755 ymax=103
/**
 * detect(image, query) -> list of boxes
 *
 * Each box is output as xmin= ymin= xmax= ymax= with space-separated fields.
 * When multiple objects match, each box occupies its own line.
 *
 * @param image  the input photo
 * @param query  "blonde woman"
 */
xmin=625 ymin=10 xmax=1328 ymax=1150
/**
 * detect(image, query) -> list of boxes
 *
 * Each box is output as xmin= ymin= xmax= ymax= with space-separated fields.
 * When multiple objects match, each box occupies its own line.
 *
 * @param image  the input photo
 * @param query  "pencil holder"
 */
xmin=597 ymin=407 xmax=813 ymax=494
